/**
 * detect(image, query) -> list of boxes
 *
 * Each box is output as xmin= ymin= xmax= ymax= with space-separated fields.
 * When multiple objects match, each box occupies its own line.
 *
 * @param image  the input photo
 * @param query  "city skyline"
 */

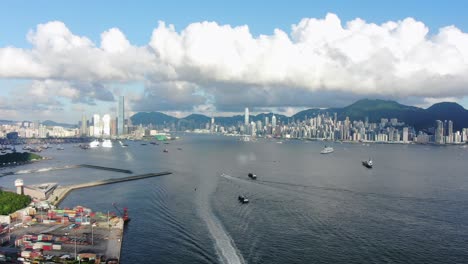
xmin=1 ymin=1 xmax=468 ymax=122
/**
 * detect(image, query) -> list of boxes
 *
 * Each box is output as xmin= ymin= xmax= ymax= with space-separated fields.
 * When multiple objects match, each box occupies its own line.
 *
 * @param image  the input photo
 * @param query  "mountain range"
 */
xmin=130 ymin=99 xmax=468 ymax=131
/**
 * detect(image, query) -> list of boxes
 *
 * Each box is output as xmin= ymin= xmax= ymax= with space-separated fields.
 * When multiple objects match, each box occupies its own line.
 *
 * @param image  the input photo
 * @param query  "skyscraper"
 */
xmin=448 ymin=120 xmax=453 ymax=143
xmin=244 ymin=107 xmax=249 ymax=125
xmin=118 ymin=96 xmax=125 ymax=135
xmin=93 ymin=114 xmax=101 ymax=137
xmin=435 ymin=120 xmax=444 ymax=144
xmin=272 ymin=114 xmax=277 ymax=127
xmin=102 ymin=114 xmax=111 ymax=137
xmin=402 ymin=127 xmax=409 ymax=143
xmin=81 ymin=114 xmax=87 ymax=136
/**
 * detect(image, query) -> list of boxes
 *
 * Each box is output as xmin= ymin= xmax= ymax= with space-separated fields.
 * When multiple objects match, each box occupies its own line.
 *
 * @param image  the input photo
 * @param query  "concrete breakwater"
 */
xmin=1 ymin=164 xmax=133 ymax=178
xmin=51 ymin=171 xmax=172 ymax=206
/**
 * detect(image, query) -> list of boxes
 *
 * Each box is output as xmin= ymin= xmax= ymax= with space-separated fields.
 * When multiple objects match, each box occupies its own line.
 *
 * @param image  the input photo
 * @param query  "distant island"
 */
xmin=0 ymin=152 xmax=44 ymax=167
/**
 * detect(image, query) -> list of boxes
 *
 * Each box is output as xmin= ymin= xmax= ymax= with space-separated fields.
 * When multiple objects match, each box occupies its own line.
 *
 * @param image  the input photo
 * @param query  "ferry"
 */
xmin=89 ymin=140 xmax=100 ymax=148
xmin=320 ymin=146 xmax=334 ymax=154
xmin=362 ymin=159 xmax=373 ymax=168
xmin=102 ymin=139 xmax=113 ymax=148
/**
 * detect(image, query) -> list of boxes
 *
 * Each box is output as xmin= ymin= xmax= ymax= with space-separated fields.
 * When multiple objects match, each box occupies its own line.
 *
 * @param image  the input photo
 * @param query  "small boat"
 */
xmin=320 ymin=146 xmax=334 ymax=154
xmin=238 ymin=195 xmax=249 ymax=204
xmin=102 ymin=139 xmax=113 ymax=148
xmin=150 ymin=142 xmax=157 ymax=145
xmin=163 ymin=149 xmax=169 ymax=153
xmin=362 ymin=159 xmax=373 ymax=168
xmin=177 ymin=148 xmax=182 ymax=150
xmin=56 ymin=145 xmax=64 ymax=150
xmin=89 ymin=140 xmax=100 ymax=148
xmin=79 ymin=144 xmax=89 ymax=150
xmin=248 ymin=173 xmax=257 ymax=180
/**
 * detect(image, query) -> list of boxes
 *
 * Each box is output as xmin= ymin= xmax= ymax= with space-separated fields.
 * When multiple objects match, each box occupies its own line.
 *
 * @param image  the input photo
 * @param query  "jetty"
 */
xmin=50 ymin=171 xmax=172 ymax=205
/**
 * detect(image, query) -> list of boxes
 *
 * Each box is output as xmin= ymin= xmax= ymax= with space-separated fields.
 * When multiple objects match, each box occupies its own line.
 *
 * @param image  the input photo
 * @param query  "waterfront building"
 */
xmin=102 ymin=114 xmax=111 ymax=137
xmin=435 ymin=120 xmax=444 ymax=144
xmin=111 ymin=118 xmax=117 ymax=136
xmin=81 ymin=114 xmax=87 ymax=136
xmin=118 ymin=96 xmax=125 ymax=135
xmin=245 ymin=107 xmax=249 ymax=125
xmin=403 ymin=127 xmax=409 ymax=143
xmin=448 ymin=120 xmax=453 ymax=143
xmin=93 ymin=114 xmax=101 ymax=137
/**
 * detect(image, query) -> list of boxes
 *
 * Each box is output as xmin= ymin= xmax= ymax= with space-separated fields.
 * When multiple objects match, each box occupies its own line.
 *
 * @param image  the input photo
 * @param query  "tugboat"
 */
xmin=362 ymin=159 xmax=373 ymax=169
xmin=248 ymin=173 xmax=257 ymax=180
xmin=113 ymin=203 xmax=131 ymax=224
xmin=238 ymin=195 xmax=249 ymax=204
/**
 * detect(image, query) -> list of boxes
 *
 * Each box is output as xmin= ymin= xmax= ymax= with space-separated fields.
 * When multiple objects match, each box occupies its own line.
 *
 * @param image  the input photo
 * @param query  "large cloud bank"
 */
xmin=1 ymin=13 xmax=468 ymax=113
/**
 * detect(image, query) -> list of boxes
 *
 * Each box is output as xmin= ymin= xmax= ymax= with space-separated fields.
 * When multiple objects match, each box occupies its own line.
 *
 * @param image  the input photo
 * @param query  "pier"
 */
xmin=50 ymin=171 xmax=172 ymax=206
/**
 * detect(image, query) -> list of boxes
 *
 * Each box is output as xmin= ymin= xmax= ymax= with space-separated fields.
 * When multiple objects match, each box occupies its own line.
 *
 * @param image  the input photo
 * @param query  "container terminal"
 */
xmin=0 ymin=168 xmax=172 ymax=263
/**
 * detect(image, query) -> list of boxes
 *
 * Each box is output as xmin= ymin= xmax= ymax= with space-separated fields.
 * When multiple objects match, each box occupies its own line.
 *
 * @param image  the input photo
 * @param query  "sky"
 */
xmin=1 ymin=0 xmax=468 ymax=122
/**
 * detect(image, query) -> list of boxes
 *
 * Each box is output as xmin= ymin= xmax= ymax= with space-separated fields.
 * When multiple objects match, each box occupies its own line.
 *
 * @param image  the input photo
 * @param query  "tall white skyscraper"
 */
xmin=118 ymin=96 xmax=125 ymax=135
xmin=93 ymin=114 xmax=101 ymax=137
xmin=102 ymin=114 xmax=111 ymax=137
xmin=435 ymin=120 xmax=444 ymax=144
xmin=245 ymin=107 xmax=249 ymax=125
xmin=272 ymin=114 xmax=277 ymax=127
xmin=402 ymin=127 xmax=409 ymax=143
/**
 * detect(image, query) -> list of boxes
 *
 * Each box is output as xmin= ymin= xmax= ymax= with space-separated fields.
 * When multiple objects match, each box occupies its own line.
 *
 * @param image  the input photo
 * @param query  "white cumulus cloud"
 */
xmin=1 ymin=13 xmax=468 ymax=116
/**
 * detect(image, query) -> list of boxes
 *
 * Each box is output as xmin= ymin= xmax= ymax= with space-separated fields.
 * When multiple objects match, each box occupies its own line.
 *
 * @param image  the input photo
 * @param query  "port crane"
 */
xmin=112 ymin=203 xmax=130 ymax=223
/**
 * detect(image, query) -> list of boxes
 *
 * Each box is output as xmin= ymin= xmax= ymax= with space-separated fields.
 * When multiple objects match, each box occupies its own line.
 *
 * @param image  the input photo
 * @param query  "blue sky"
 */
xmin=1 ymin=0 xmax=468 ymax=122
xmin=2 ymin=0 xmax=467 ymax=47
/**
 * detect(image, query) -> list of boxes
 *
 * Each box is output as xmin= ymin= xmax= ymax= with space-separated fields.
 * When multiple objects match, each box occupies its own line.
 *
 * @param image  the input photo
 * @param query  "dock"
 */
xmin=51 ymin=171 xmax=172 ymax=206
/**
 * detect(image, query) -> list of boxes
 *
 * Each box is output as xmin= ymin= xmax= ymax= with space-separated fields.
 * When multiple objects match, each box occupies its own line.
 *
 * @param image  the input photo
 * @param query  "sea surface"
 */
xmin=1 ymin=135 xmax=468 ymax=263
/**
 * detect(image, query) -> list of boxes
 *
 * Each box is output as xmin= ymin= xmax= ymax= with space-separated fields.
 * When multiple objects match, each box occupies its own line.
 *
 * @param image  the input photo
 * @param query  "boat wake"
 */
xmin=197 ymin=174 xmax=245 ymax=264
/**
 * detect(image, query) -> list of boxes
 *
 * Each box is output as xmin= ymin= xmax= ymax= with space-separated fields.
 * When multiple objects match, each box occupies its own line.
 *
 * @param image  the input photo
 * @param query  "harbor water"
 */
xmin=1 ymin=135 xmax=468 ymax=263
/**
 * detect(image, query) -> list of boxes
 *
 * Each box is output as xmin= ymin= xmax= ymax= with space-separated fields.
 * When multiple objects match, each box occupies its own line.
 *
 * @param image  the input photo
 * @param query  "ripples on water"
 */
xmin=5 ymin=136 xmax=468 ymax=263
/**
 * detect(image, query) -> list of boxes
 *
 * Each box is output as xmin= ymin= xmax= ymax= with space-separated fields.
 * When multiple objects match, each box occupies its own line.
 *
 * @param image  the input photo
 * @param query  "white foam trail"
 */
xmin=203 ymin=207 xmax=245 ymax=264
xmin=197 ymin=173 xmax=245 ymax=264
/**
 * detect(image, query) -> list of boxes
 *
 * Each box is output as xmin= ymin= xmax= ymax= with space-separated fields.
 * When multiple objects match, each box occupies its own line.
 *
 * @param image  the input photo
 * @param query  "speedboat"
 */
xmin=248 ymin=173 xmax=257 ymax=180
xmin=362 ymin=159 xmax=373 ymax=168
xmin=238 ymin=195 xmax=249 ymax=204
xmin=320 ymin=146 xmax=334 ymax=154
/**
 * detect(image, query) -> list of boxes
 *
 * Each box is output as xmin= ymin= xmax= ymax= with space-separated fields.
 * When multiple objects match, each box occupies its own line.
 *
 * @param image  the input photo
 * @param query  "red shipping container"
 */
xmin=43 ymin=245 xmax=52 ymax=251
